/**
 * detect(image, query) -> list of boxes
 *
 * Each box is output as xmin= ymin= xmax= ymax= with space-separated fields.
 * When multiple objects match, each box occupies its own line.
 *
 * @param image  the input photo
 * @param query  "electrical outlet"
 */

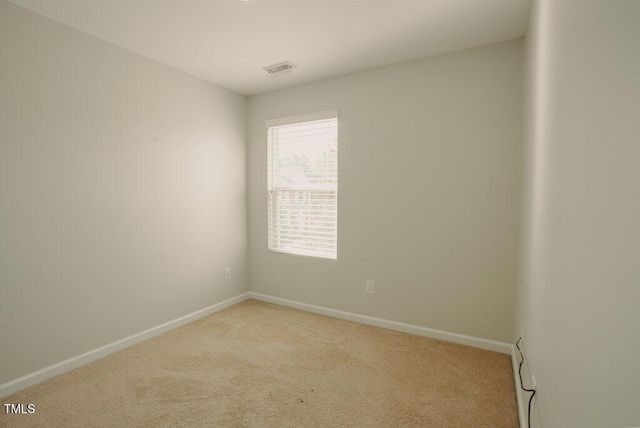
xmin=224 ymin=267 xmax=231 ymax=280
xmin=365 ymin=280 xmax=375 ymax=294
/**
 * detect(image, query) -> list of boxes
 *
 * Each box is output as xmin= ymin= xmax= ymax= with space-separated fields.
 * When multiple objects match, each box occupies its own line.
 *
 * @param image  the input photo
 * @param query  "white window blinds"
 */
xmin=267 ymin=111 xmax=338 ymax=259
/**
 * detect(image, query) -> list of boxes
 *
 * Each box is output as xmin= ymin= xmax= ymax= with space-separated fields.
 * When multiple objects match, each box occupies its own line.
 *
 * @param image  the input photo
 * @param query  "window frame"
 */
xmin=266 ymin=110 xmax=339 ymax=260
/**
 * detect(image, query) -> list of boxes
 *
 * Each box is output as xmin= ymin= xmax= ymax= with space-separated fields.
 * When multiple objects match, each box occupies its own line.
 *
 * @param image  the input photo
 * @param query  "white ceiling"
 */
xmin=8 ymin=0 xmax=531 ymax=96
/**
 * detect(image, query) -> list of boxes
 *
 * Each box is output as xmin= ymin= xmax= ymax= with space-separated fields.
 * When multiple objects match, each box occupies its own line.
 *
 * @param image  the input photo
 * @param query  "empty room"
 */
xmin=1 ymin=0 xmax=638 ymax=427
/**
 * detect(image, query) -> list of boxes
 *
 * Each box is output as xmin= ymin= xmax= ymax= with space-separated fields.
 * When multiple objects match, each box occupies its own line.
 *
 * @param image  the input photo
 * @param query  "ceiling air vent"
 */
xmin=263 ymin=61 xmax=297 ymax=78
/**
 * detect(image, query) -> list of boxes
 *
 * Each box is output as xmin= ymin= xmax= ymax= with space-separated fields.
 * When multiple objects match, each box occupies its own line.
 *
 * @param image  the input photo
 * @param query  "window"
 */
xmin=267 ymin=110 xmax=338 ymax=259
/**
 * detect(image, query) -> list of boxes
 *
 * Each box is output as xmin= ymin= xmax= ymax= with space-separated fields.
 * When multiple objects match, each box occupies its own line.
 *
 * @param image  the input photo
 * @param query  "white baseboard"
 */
xmin=249 ymin=292 xmax=512 ymax=354
xmin=1 ymin=289 xmax=520 ymax=414
xmin=0 ymin=292 xmax=251 ymax=399
xmin=511 ymin=346 xmax=527 ymax=427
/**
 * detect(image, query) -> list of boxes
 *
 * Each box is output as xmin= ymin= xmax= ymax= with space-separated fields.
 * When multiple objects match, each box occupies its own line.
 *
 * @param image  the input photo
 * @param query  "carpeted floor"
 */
xmin=0 ymin=300 xmax=518 ymax=427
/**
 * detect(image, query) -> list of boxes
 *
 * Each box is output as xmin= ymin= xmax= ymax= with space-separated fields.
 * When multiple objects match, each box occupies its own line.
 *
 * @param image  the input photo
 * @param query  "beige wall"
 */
xmin=0 ymin=1 xmax=248 ymax=385
xmin=248 ymin=40 xmax=523 ymax=343
xmin=516 ymin=0 xmax=640 ymax=426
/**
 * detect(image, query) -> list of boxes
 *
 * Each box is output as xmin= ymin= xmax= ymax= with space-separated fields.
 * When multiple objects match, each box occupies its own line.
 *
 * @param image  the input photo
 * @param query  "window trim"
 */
xmin=266 ymin=110 xmax=339 ymax=260
xmin=265 ymin=110 xmax=339 ymax=129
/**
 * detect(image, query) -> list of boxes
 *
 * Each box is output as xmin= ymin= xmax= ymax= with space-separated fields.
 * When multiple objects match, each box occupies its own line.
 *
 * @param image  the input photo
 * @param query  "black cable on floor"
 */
xmin=516 ymin=337 xmax=536 ymax=427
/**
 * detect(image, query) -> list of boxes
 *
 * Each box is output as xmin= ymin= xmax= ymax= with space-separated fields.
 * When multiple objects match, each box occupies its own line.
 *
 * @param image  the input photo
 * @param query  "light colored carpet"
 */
xmin=0 ymin=300 xmax=518 ymax=427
